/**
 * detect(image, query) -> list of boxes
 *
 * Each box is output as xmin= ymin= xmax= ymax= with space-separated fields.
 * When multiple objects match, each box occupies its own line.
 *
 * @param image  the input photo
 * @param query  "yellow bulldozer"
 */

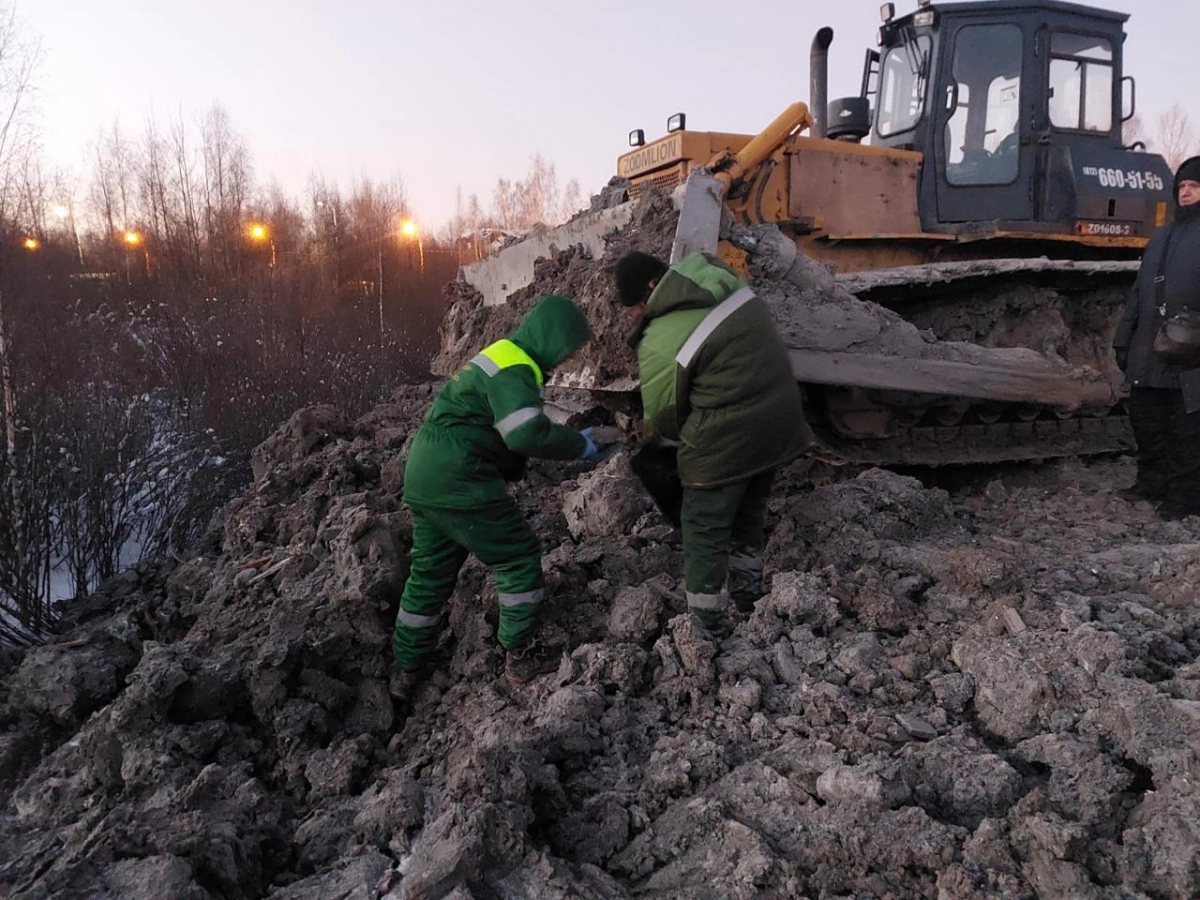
xmin=455 ymin=0 xmax=1173 ymax=467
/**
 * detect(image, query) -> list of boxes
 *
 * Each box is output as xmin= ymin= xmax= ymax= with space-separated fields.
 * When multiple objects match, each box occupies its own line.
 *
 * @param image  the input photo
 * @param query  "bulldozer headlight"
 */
xmin=629 ymin=129 xmax=646 ymax=147
xmin=913 ymin=10 xmax=936 ymax=26
xmin=667 ymin=112 xmax=686 ymax=133
xmin=880 ymin=2 xmax=895 ymax=22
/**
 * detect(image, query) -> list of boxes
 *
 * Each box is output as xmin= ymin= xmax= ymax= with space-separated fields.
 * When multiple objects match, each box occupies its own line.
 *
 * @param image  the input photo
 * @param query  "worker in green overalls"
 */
xmin=393 ymin=294 xmax=614 ymax=687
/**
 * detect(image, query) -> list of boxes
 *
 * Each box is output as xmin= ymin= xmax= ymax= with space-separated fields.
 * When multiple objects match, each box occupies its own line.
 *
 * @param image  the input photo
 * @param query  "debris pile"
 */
xmin=435 ymin=186 xmax=1108 ymax=400
xmin=1 ymin=386 xmax=1197 ymax=898
xmin=1 ymin=186 xmax=1197 ymax=899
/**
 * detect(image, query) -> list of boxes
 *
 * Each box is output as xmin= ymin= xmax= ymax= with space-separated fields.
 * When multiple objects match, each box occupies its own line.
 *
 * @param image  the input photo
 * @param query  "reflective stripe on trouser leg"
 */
xmin=682 ymin=483 xmax=743 ymax=631
xmin=393 ymin=508 xmax=469 ymax=671
xmin=686 ymin=589 xmax=730 ymax=628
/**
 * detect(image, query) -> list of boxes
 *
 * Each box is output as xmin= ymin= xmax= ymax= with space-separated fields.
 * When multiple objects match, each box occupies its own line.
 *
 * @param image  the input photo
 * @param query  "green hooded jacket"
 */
xmin=633 ymin=252 xmax=813 ymax=488
xmin=403 ymin=294 xmax=592 ymax=509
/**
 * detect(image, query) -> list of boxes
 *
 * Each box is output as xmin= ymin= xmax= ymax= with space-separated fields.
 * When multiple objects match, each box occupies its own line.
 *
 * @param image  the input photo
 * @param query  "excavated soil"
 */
xmin=435 ymin=189 xmax=1108 ymax=398
xmin=1 ymin=387 xmax=1198 ymax=900
xmin=432 ymin=190 xmax=678 ymax=390
xmin=1 ymin=186 xmax=1195 ymax=899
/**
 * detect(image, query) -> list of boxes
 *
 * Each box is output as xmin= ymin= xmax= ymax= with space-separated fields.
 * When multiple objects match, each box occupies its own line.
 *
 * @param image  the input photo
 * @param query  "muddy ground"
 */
xmin=1 ymin=185 xmax=1197 ymax=899
xmin=0 ymin=391 xmax=1197 ymax=899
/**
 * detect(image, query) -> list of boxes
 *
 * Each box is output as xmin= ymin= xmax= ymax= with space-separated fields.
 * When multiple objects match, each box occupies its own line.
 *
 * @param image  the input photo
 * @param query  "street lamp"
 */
xmin=247 ymin=222 xmax=276 ymax=268
xmin=22 ymin=237 xmax=39 ymax=251
xmin=122 ymin=230 xmax=150 ymax=278
xmin=400 ymin=218 xmax=425 ymax=275
xmin=247 ymin=222 xmax=276 ymax=300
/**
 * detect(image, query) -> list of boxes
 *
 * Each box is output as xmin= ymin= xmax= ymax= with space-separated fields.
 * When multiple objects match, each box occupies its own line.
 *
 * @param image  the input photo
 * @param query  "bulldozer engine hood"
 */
xmin=508 ymin=294 xmax=593 ymax=372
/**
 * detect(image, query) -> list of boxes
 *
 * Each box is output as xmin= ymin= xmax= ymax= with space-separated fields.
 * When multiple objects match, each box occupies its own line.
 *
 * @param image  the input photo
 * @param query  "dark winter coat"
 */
xmin=1113 ymin=215 xmax=1200 ymax=389
xmin=402 ymin=294 xmax=591 ymax=510
xmin=631 ymin=251 xmax=813 ymax=489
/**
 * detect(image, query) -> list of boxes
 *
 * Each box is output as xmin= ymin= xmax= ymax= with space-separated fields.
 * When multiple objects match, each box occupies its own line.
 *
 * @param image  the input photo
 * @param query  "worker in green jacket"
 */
xmin=393 ymin=294 xmax=615 ymax=687
xmin=614 ymin=250 xmax=813 ymax=636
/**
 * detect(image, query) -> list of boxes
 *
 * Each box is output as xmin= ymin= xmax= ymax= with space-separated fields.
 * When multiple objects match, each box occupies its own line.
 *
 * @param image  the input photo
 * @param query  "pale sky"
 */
xmin=20 ymin=0 xmax=1200 ymax=230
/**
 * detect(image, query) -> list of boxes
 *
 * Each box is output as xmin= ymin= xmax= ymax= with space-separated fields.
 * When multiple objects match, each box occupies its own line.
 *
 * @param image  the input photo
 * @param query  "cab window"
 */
xmin=1048 ymin=33 xmax=1113 ymax=133
xmin=877 ymin=36 xmax=931 ymax=136
xmin=944 ymin=23 xmax=1023 ymax=186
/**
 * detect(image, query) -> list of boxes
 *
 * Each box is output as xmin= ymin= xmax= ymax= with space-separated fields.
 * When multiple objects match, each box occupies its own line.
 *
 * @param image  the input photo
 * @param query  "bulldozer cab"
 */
xmin=870 ymin=0 xmax=1171 ymax=236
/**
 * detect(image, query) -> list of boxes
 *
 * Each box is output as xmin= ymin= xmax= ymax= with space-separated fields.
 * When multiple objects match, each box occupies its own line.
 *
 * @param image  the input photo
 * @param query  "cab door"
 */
xmin=934 ymin=20 xmax=1037 ymax=224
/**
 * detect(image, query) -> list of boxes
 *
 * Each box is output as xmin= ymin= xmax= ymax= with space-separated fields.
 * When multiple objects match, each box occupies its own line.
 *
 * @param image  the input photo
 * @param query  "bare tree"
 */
xmin=0 ymin=5 xmax=38 ymax=227
xmin=170 ymin=109 xmax=203 ymax=275
xmin=200 ymin=103 xmax=252 ymax=281
xmin=0 ymin=2 xmax=50 ymax=640
xmin=488 ymin=153 xmax=582 ymax=233
xmin=88 ymin=120 xmax=135 ymax=250
xmin=1156 ymin=104 xmax=1199 ymax=172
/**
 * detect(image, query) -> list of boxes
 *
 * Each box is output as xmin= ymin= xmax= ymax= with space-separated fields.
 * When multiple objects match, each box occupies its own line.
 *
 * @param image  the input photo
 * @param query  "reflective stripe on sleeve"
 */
xmin=495 ymin=406 xmax=542 ymax=437
xmin=675 ymin=286 xmax=756 ymax=368
xmin=470 ymin=353 xmax=501 ymax=376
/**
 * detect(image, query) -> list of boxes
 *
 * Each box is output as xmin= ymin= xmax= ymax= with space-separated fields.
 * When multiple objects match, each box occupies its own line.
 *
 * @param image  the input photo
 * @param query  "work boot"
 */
xmin=389 ymin=663 xmax=430 ymax=701
xmin=729 ymin=600 xmax=757 ymax=623
xmin=504 ymin=639 xmax=562 ymax=684
xmin=691 ymin=609 xmax=734 ymax=640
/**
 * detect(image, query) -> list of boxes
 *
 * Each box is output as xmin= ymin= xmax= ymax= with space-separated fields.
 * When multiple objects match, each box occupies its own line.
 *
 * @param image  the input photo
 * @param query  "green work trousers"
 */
xmin=392 ymin=499 xmax=543 ymax=672
xmin=681 ymin=469 xmax=774 ymax=629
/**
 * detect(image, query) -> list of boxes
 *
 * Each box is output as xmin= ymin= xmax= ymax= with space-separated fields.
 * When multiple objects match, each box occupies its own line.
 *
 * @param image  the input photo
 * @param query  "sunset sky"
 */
xmin=24 ymin=0 xmax=1200 ymax=228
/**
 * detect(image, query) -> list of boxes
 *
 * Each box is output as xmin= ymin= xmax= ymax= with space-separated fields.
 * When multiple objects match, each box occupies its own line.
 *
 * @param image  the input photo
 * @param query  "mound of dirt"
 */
xmin=433 ymin=190 xmax=678 ymax=392
xmin=1 ymin=376 xmax=1198 ymax=899
xmin=433 ymin=187 xmax=1111 ymax=408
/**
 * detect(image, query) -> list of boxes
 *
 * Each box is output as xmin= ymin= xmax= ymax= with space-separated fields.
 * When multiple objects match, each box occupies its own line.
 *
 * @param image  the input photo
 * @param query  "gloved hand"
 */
xmin=1115 ymin=347 xmax=1129 ymax=370
xmin=581 ymin=433 xmax=602 ymax=461
xmin=580 ymin=426 xmax=622 ymax=462
xmin=581 ymin=425 xmax=621 ymax=447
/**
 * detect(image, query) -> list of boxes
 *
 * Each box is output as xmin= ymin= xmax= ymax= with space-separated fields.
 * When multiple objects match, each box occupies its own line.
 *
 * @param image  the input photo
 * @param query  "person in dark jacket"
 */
xmin=614 ymin=249 xmax=814 ymax=636
xmin=1112 ymin=156 xmax=1200 ymax=519
xmin=393 ymin=294 xmax=616 ymax=688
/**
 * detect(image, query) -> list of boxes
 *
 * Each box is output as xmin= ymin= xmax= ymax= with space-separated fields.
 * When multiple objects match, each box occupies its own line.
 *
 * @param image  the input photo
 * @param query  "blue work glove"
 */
xmin=580 ymin=426 xmax=621 ymax=462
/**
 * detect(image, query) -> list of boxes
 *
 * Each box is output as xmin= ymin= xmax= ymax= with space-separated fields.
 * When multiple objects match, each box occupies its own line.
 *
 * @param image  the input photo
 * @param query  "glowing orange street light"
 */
xmin=247 ymin=221 xmax=276 ymax=274
xmin=120 ymin=230 xmax=149 ymax=279
xmin=22 ymin=237 xmax=40 ymax=251
xmin=399 ymin=218 xmax=424 ymax=275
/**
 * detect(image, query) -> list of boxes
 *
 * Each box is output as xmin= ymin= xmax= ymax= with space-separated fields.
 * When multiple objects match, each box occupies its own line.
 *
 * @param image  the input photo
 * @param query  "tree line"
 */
xmin=0 ymin=7 xmax=588 ymax=643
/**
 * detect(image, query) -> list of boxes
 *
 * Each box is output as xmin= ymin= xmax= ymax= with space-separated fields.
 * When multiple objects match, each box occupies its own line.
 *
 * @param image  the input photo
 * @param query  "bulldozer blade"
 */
xmin=669 ymin=169 xmax=725 ymax=264
xmin=460 ymin=202 xmax=637 ymax=309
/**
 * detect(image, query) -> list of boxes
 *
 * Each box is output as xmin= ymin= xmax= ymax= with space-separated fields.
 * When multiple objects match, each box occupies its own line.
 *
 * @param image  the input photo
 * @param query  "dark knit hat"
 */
xmin=1175 ymin=156 xmax=1200 ymax=198
xmin=613 ymin=251 xmax=669 ymax=307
